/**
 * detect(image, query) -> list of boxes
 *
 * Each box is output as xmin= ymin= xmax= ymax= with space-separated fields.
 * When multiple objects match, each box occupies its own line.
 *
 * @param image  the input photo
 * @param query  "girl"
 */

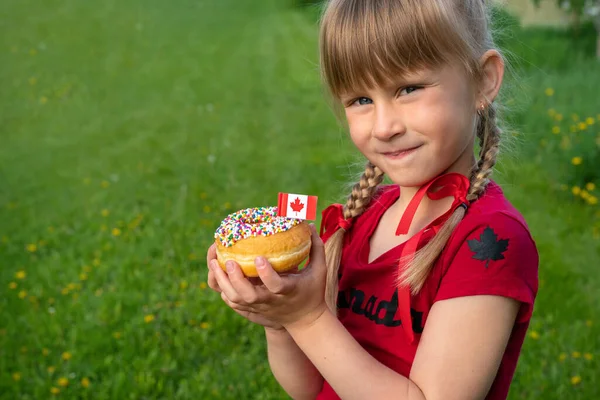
xmin=207 ymin=0 xmax=539 ymax=399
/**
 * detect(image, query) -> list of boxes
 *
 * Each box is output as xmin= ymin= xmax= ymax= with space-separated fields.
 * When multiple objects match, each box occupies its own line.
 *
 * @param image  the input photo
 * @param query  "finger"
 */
xmin=207 ymin=269 xmax=222 ymax=293
xmin=206 ymin=244 xmax=221 ymax=292
xmin=225 ymin=260 xmax=265 ymax=303
xmin=255 ymin=257 xmax=291 ymax=295
xmin=221 ymin=291 xmax=253 ymax=312
xmin=211 ymin=260 xmax=244 ymax=304
xmin=307 ymin=224 xmax=326 ymax=271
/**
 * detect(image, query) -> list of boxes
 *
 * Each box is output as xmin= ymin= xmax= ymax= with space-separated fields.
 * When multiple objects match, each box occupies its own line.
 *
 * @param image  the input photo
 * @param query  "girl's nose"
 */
xmin=371 ymin=102 xmax=406 ymax=140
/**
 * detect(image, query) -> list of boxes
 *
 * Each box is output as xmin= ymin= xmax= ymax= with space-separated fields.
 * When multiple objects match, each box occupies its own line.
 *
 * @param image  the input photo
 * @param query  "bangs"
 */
xmin=319 ymin=0 xmax=480 ymax=99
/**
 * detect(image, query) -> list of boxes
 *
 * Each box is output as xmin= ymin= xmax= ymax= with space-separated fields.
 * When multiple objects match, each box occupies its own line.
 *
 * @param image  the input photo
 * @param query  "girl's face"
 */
xmin=341 ymin=63 xmax=479 ymax=188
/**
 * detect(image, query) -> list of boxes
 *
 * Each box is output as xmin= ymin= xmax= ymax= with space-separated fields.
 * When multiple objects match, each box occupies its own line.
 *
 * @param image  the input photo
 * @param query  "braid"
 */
xmin=399 ymin=103 xmax=502 ymax=294
xmin=344 ymin=162 xmax=385 ymax=218
xmin=468 ymin=104 xmax=501 ymax=201
xmin=324 ymin=161 xmax=384 ymax=312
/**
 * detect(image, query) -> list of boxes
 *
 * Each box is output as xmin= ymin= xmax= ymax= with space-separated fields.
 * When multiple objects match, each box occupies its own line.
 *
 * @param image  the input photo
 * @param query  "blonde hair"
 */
xmin=319 ymin=0 xmax=504 ymax=312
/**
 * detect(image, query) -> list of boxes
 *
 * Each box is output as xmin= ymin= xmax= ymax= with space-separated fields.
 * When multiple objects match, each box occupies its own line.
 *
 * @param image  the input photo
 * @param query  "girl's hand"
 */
xmin=206 ymin=243 xmax=285 ymax=331
xmin=210 ymin=224 xmax=328 ymax=331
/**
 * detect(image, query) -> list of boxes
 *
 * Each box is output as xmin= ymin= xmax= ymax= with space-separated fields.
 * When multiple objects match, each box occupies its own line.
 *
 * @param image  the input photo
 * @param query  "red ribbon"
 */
xmin=320 ymin=204 xmax=353 ymax=243
xmin=320 ymin=173 xmax=470 ymax=345
xmin=395 ymin=172 xmax=470 ymax=344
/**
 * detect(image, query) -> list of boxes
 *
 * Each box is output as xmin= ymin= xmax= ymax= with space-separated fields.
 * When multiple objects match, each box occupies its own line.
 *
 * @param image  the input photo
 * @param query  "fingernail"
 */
xmin=226 ymin=261 xmax=235 ymax=272
xmin=255 ymin=257 xmax=265 ymax=269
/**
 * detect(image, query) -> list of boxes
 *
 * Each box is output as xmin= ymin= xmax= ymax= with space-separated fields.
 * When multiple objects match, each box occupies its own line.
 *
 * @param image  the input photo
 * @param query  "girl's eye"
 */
xmin=352 ymin=97 xmax=373 ymax=106
xmin=399 ymin=86 xmax=422 ymax=96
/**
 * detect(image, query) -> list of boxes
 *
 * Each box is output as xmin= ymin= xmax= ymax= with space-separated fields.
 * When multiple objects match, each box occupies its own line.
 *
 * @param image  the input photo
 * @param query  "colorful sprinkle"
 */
xmin=214 ymin=207 xmax=301 ymax=247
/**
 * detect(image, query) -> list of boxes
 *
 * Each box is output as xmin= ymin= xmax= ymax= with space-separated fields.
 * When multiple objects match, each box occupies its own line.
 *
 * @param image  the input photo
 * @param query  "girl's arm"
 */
xmin=286 ymin=295 xmax=519 ymax=400
xmin=265 ymin=327 xmax=324 ymax=400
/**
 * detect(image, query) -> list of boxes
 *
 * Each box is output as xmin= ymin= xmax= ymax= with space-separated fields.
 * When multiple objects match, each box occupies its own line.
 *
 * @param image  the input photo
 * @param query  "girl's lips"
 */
xmin=382 ymin=145 xmax=422 ymax=159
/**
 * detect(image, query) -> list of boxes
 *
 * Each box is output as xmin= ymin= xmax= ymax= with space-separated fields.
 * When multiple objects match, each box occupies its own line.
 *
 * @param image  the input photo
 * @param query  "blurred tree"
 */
xmin=531 ymin=0 xmax=600 ymax=58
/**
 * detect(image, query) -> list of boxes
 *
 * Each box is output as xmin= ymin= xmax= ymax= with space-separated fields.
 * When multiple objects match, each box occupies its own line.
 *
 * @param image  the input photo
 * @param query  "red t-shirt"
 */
xmin=316 ymin=181 xmax=539 ymax=400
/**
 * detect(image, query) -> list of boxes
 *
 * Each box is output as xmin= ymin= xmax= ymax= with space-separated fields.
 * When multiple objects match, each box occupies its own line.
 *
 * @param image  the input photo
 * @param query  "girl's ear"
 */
xmin=477 ymin=49 xmax=505 ymax=106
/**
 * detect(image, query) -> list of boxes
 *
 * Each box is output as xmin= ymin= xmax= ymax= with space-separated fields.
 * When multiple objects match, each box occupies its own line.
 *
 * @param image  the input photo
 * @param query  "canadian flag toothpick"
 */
xmin=277 ymin=192 xmax=318 ymax=220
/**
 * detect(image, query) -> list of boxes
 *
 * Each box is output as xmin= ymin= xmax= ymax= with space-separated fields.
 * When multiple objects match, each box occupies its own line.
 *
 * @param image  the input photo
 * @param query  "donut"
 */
xmin=214 ymin=206 xmax=312 ymax=277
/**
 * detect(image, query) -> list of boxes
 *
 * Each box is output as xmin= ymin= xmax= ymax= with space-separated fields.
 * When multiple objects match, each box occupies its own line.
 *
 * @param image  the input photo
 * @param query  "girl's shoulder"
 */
xmin=433 ymin=180 xmax=539 ymax=323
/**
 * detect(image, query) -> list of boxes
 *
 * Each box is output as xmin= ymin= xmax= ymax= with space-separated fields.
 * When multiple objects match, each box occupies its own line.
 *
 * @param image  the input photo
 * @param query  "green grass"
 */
xmin=0 ymin=0 xmax=598 ymax=398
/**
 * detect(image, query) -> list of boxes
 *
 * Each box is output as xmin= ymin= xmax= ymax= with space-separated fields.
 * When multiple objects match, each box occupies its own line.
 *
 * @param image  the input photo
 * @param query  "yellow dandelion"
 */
xmin=61 ymin=287 xmax=69 ymax=295
xmin=57 ymin=377 xmax=69 ymax=387
xmin=571 ymin=114 xmax=580 ymax=122
xmin=42 ymin=348 xmax=50 ymax=356
xmin=82 ymin=265 xmax=91 ymax=273
xmin=67 ymin=282 xmax=77 ymax=291
xmin=572 ymin=351 xmax=581 ymax=358
xmin=39 ymin=96 xmax=48 ymax=105
xmin=572 ymin=157 xmax=583 ymax=166
xmin=81 ymin=377 xmax=90 ymax=388
xmin=548 ymin=108 xmax=556 ymax=117
xmin=113 ymin=331 xmax=122 ymax=339
xmin=180 ymin=280 xmax=188 ymax=290
xmin=26 ymin=243 xmax=37 ymax=252
xmin=529 ymin=331 xmax=540 ymax=340
xmin=92 ymin=258 xmax=101 ymax=267
xmin=18 ymin=290 xmax=27 ymax=299
xmin=586 ymin=117 xmax=595 ymax=125
xmin=28 ymin=77 xmax=37 ymax=85
xmin=9 ymin=281 xmax=17 ymax=289
xmin=584 ymin=353 xmax=593 ymax=360
xmin=555 ymin=113 xmax=563 ymax=121
xmin=112 ymin=228 xmax=121 ymax=237
xmin=570 ymin=376 xmax=581 ymax=385
xmin=101 ymin=180 xmax=110 ymax=188
xmin=572 ymin=186 xmax=581 ymax=196
xmin=588 ymin=196 xmax=598 ymax=205
xmin=578 ymin=122 xmax=587 ymax=131
xmin=50 ymin=387 xmax=60 ymax=395
xmin=586 ymin=320 xmax=593 ymax=327
xmin=101 ymin=209 xmax=110 ymax=217
xmin=203 ymin=205 xmax=212 ymax=213
xmin=47 ymin=366 xmax=55 ymax=373
xmin=581 ymin=190 xmax=590 ymax=200
xmin=552 ymin=126 xmax=560 ymax=134
xmin=61 ymin=351 xmax=72 ymax=361
xmin=545 ymin=88 xmax=554 ymax=96
xmin=12 ymin=372 xmax=21 ymax=381
xmin=144 ymin=314 xmax=155 ymax=323
xmin=559 ymin=352 xmax=568 ymax=362
xmin=79 ymin=273 xmax=88 ymax=281
xmin=586 ymin=182 xmax=596 ymax=191
xmin=15 ymin=270 xmax=26 ymax=279
xmin=200 ymin=322 xmax=210 ymax=329
xmin=199 ymin=282 xmax=207 ymax=289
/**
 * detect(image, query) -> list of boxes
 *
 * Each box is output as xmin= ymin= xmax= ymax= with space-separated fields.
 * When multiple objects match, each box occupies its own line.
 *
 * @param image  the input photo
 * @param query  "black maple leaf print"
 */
xmin=467 ymin=226 xmax=509 ymax=268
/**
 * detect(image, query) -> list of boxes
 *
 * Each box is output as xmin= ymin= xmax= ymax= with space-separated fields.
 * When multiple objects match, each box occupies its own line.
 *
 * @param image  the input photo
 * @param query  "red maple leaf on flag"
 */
xmin=290 ymin=197 xmax=304 ymax=213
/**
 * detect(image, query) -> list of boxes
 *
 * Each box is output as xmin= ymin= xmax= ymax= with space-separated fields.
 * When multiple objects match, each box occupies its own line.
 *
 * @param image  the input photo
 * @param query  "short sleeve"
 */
xmin=434 ymin=212 xmax=539 ymax=323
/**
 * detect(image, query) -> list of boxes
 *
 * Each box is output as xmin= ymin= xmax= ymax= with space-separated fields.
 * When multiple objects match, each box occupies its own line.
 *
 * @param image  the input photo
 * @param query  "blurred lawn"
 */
xmin=0 ymin=0 xmax=598 ymax=399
